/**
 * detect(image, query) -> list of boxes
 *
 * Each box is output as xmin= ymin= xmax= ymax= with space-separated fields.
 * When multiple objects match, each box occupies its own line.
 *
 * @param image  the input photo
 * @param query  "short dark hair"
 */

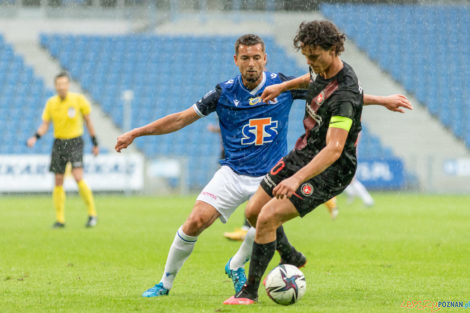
xmin=235 ymin=34 xmax=265 ymax=55
xmin=293 ymin=20 xmax=346 ymax=55
xmin=54 ymin=72 xmax=70 ymax=82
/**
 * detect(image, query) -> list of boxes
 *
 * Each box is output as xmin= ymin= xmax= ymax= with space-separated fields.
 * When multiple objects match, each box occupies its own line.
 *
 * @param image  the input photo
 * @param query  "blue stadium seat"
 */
xmin=0 ymin=34 xmax=56 ymax=156
xmin=321 ymin=3 xmax=470 ymax=150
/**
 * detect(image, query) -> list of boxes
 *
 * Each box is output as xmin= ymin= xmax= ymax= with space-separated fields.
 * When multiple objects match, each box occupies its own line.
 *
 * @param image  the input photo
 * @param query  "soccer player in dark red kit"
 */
xmin=223 ymin=20 xmax=410 ymax=304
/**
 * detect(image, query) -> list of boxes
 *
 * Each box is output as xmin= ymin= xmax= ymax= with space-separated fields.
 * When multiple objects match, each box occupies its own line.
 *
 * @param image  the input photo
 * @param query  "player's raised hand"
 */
xmin=273 ymin=176 xmax=302 ymax=199
xmin=261 ymin=84 xmax=284 ymax=103
xmin=382 ymin=94 xmax=413 ymax=113
xmin=115 ymin=132 xmax=134 ymax=152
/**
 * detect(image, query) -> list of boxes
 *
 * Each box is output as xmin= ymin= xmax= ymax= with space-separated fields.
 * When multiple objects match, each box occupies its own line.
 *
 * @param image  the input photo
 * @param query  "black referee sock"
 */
xmin=276 ymin=226 xmax=296 ymax=261
xmin=245 ymin=240 xmax=276 ymax=296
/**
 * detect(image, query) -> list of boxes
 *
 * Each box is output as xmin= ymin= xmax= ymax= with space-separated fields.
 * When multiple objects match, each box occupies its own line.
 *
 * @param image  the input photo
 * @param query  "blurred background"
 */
xmin=0 ymin=0 xmax=469 ymax=194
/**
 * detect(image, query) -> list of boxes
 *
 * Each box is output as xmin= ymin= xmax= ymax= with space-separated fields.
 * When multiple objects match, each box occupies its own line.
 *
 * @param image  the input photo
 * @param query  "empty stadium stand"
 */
xmin=321 ymin=4 xmax=470 ymax=148
xmin=0 ymin=34 xmax=55 ymax=154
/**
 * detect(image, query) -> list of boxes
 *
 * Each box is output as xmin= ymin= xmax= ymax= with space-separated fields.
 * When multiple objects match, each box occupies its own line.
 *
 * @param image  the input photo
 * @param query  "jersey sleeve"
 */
xmin=79 ymin=94 xmax=92 ymax=115
xmin=328 ymin=90 xmax=356 ymax=120
xmin=278 ymin=72 xmax=308 ymax=100
xmin=41 ymin=100 xmax=51 ymax=121
xmin=192 ymin=84 xmax=222 ymax=117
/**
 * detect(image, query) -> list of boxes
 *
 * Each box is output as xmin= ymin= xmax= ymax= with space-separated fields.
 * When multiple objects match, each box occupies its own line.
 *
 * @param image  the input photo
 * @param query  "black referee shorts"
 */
xmin=260 ymin=151 xmax=355 ymax=217
xmin=50 ymin=137 xmax=84 ymax=174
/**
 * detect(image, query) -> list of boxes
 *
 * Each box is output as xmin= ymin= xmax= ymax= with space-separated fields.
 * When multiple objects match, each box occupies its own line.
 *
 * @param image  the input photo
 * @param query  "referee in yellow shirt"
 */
xmin=27 ymin=72 xmax=98 ymax=228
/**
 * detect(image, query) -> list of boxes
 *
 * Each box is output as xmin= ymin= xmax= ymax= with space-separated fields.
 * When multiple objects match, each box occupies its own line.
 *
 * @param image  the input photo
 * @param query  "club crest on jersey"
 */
xmin=249 ymin=97 xmax=262 ymax=106
xmin=300 ymin=183 xmax=313 ymax=196
xmin=316 ymin=91 xmax=325 ymax=104
xmin=241 ymin=117 xmax=278 ymax=146
xmin=249 ymin=96 xmax=278 ymax=106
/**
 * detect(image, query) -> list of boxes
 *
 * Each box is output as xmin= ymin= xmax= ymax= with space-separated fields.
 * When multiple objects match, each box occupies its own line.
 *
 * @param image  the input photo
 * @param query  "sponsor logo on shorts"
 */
xmin=202 ymin=191 xmax=217 ymax=200
xmin=300 ymin=183 xmax=313 ymax=196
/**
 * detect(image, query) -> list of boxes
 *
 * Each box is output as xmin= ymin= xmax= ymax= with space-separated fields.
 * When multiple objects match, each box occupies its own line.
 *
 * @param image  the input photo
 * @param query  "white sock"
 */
xmin=230 ymin=227 xmax=255 ymax=270
xmin=353 ymin=180 xmax=374 ymax=206
xmin=344 ymin=183 xmax=356 ymax=198
xmin=160 ymin=226 xmax=198 ymax=290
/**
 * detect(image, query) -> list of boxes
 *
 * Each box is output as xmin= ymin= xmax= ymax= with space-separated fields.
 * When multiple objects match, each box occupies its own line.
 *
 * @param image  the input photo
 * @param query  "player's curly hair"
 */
xmin=235 ymin=34 xmax=265 ymax=55
xmin=293 ymin=20 xmax=346 ymax=55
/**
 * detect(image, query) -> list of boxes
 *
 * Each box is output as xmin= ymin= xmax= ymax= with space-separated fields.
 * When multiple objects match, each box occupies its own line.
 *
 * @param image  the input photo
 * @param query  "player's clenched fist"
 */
xmin=115 ymin=132 xmax=135 ymax=152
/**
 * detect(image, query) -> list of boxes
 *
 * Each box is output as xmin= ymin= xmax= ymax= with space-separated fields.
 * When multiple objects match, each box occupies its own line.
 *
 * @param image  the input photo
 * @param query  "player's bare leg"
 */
xmin=245 ymin=186 xmax=272 ymax=226
xmin=182 ymin=200 xmax=221 ymax=236
xmin=247 ymin=187 xmax=306 ymax=266
xmin=143 ymin=201 xmax=220 ymax=297
xmin=255 ymin=198 xmax=299 ymax=243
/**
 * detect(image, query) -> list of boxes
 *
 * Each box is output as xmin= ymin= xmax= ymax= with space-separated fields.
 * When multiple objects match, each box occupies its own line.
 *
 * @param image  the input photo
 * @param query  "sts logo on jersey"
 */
xmin=241 ymin=118 xmax=278 ymax=146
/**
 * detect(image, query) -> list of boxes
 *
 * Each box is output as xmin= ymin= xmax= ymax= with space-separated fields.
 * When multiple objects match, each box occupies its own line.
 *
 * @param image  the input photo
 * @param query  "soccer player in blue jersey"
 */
xmin=115 ymin=34 xmax=412 ymax=298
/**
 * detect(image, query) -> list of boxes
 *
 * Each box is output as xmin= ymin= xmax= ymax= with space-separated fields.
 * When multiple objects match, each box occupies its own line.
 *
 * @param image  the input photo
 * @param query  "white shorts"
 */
xmin=197 ymin=165 xmax=263 ymax=223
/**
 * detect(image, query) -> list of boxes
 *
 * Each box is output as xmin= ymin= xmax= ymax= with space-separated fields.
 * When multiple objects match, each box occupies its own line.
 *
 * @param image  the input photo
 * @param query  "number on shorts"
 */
xmin=270 ymin=159 xmax=285 ymax=175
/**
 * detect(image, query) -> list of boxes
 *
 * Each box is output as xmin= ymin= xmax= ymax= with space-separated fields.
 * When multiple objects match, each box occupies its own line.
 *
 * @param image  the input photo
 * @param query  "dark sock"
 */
xmin=276 ymin=226 xmax=296 ymax=261
xmin=245 ymin=241 xmax=276 ymax=296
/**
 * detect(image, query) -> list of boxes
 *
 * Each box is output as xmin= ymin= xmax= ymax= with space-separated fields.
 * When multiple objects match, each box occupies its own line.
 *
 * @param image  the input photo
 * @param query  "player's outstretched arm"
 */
xmin=273 ymin=127 xmax=348 ymax=199
xmin=115 ymin=106 xmax=201 ymax=152
xmin=261 ymin=73 xmax=310 ymax=103
xmin=363 ymin=94 xmax=413 ymax=113
xmin=27 ymin=120 xmax=50 ymax=148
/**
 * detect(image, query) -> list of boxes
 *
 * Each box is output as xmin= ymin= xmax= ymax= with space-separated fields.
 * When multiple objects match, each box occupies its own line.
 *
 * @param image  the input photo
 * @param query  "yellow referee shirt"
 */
xmin=42 ymin=92 xmax=91 ymax=139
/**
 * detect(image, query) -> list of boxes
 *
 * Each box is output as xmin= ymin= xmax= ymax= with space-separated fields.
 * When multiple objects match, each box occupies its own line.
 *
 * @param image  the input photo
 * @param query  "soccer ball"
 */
xmin=264 ymin=264 xmax=306 ymax=305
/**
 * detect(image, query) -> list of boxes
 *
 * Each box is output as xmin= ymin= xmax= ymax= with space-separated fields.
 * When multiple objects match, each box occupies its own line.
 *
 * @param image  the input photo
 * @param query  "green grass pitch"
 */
xmin=1 ymin=193 xmax=469 ymax=313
